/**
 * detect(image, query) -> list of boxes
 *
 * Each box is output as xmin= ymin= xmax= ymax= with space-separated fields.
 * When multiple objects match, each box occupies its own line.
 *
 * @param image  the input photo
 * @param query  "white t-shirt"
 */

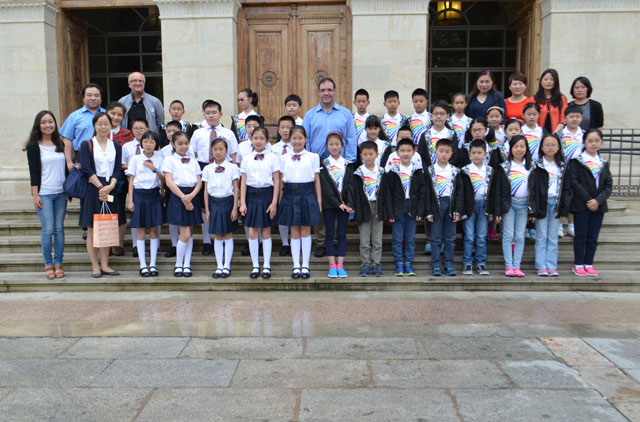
xmin=581 ymin=151 xmax=603 ymax=187
xmin=509 ymin=160 xmax=530 ymax=198
xmin=562 ymin=127 xmax=584 ymax=162
xmin=92 ymin=137 xmax=116 ymax=179
xmin=541 ymin=158 xmax=560 ymax=198
xmin=522 ymin=124 xmax=543 ymax=160
xmin=240 ymin=150 xmax=280 ymax=188
xmin=353 ymin=112 xmax=370 ymax=145
xmin=384 ymin=150 xmax=422 ymax=172
xmin=280 ymin=149 xmax=320 ymax=184
xmin=162 ymin=153 xmax=201 ymax=188
xmin=434 ymin=162 xmax=454 ymax=197
xmin=128 ymin=152 xmax=164 ymax=189
xmin=409 ymin=110 xmax=431 ymax=145
xmin=428 ymin=126 xmax=451 ymax=163
xmin=450 ymin=114 xmax=471 ymax=146
xmin=467 ymin=163 xmax=488 ymax=198
xmin=191 ymin=124 xmax=238 ymax=164
xmin=382 ymin=113 xmax=404 ymax=145
xmin=38 ymin=145 xmax=65 ymax=195
xmin=397 ymin=163 xmax=413 ymax=199
xmin=202 ymin=160 xmax=240 ymax=198
xmin=326 ymin=156 xmax=347 ymax=191
xmin=295 ymin=116 xmax=303 ymax=125
xmin=360 ymin=165 xmax=380 ymax=201
xmin=237 ymin=139 xmax=272 ymax=164
xmin=374 ymin=139 xmax=389 ymax=168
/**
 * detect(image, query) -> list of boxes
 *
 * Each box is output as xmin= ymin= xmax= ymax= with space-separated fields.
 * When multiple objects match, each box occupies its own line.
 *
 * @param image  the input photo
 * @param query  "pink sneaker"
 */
xmin=514 ymin=268 xmax=526 ymax=277
xmin=505 ymin=267 xmax=515 ymax=277
xmin=573 ymin=266 xmax=588 ymax=277
xmin=548 ymin=269 xmax=559 ymax=277
xmin=585 ymin=266 xmax=599 ymax=277
xmin=537 ymin=268 xmax=549 ymax=277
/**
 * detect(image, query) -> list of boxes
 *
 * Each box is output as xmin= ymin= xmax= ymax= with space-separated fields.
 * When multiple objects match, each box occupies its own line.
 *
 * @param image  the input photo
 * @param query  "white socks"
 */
xmin=301 ymin=235 xmax=312 ymax=268
xmin=184 ymin=237 xmax=193 ymax=268
xmin=176 ymin=240 xmax=186 ymax=268
xmin=136 ymin=239 xmax=146 ymax=268
xmin=131 ymin=228 xmax=138 ymax=249
xmin=291 ymin=238 xmax=301 ymax=268
xmin=224 ymin=238 xmax=233 ymax=269
xmin=249 ymin=238 xmax=260 ymax=268
xmin=150 ymin=238 xmax=159 ymax=268
xmin=214 ymin=239 xmax=224 ymax=269
xmin=169 ymin=225 xmax=179 ymax=246
xmin=262 ymin=238 xmax=272 ymax=269
xmin=279 ymin=225 xmax=290 ymax=246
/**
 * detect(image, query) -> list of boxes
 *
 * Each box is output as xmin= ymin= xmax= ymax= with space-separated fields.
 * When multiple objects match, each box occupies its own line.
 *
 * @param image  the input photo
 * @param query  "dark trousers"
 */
xmin=573 ymin=211 xmax=604 ymax=266
xmin=323 ymin=208 xmax=348 ymax=257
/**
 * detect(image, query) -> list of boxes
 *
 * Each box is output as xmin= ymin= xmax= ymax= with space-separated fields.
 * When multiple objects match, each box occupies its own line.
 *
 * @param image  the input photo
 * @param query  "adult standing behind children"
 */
xmin=118 ymin=71 xmax=165 ymax=133
xmin=60 ymin=83 xmax=106 ymax=153
xmin=505 ymin=72 xmax=535 ymax=122
xmin=303 ymin=77 xmax=357 ymax=257
xmin=534 ymin=69 xmax=568 ymax=134
xmin=466 ymin=70 xmax=507 ymax=121
xmin=568 ymin=76 xmax=604 ymax=131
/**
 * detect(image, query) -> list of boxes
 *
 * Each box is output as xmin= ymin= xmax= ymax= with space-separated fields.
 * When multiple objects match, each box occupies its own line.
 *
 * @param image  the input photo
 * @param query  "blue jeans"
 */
xmin=36 ymin=192 xmax=67 ymax=266
xmin=391 ymin=199 xmax=417 ymax=264
xmin=463 ymin=198 xmax=488 ymax=266
xmin=323 ymin=207 xmax=348 ymax=257
xmin=430 ymin=197 xmax=456 ymax=269
xmin=535 ymin=197 xmax=560 ymax=270
xmin=573 ymin=211 xmax=604 ymax=266
xmin=502 ymin=197 xmax=528 ymax=269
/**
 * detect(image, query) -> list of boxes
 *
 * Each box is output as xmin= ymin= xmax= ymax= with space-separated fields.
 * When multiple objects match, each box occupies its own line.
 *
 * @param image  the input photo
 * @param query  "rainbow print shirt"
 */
xmin=522 ymin=125 xmax=543 ymax=159
xmin=400 ymin=169 xmax=411 ymax=196
xmin=429 ymin=127 xmax=451 ymax=164
xmin=449 ymin=114 xmax=471 ymax=144
xmin=470 ymin=170 xmax=486 ymax=196
xmin=562 ymin=127 xmax=584 ymax=161
xmin=326 ymin=156 xmax=346 ymax=191
xmin=235 ymin=111 xmax=258 ymax=142
xmin=410 ymin=111 xmax=430 ymax=145
xmin=382 ymin=113 xmax=404 ymax=145
xmin=353 ymin=112 xmax=369 ymax=145
xmin=434 ymin=164 xmax=453 ymax=197
xmin=361 ymin=166 xmax=380 ymax=201
xmin=583 ymin=155 xmax=603 ymax=187
xmin=509 ymin=163 xmax=529 ymax=197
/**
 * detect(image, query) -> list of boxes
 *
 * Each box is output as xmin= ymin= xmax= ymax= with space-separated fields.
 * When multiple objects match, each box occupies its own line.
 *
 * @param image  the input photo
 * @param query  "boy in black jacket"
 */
xmin=380 ymin=138 xmax=426 ymax=277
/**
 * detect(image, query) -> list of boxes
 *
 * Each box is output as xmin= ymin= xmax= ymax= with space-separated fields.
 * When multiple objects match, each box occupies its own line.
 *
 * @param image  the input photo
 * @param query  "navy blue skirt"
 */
xmin=130 ymin=188 xmax=165 ymax=228
xmin=78 ymin=176 xmax=126 ymax=228
xmin=277 ymin=182 xmax=321 ymax=227
xmin=208 ymin=195 xmax=238 ymax=235
xmin=167 ymin=186 xmax=203 ymax=226
xmin=244 ymin=186 xmax=276 ymax=228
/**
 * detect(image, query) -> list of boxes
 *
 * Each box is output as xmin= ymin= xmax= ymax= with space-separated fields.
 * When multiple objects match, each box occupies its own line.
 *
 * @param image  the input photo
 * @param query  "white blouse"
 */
xmin=128 ymin=152 xmax=163 ymax=189
xmin=280 ymin=150 xmax=320 ymax=184
xmin=162 ymin=153 xmax=201 ymax=188
xmin=92 ymin=137 xmax=116 ymax=179
xmin=240 ymin=150 xmax=280 ymax=188
xmin=202 ymin=161 xmax=240 ymax=198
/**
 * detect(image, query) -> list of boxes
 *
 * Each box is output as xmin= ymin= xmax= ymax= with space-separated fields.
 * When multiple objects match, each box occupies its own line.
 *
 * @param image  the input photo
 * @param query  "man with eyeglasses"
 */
xmin=118 ymin=71 xmax=165 ymax=133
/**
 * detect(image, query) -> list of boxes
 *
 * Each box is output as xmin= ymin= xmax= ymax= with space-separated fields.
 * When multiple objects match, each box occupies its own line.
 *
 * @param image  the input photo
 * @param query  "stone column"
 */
xmin=347 ymin=0 xmax=429 ymax=116
xmin=0 ymin=0 xmax=59 ymax=198
xmin=154 ymin=0 xmax=240 ymax=127
xmin=538 ymin=0 xmax=640 ymax=127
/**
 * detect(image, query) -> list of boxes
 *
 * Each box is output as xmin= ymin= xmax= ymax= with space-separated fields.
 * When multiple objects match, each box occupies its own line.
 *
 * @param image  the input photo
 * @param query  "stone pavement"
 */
xmin=0 ymin=291 xmax=639 ymax=421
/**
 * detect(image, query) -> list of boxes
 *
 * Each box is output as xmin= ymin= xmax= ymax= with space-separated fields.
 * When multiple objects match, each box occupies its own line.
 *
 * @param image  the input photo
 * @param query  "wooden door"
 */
xmin=238 ymin=3 xmax=351 ymax=128
xmin=515 ymin=2 xmax=542 ymax=97
xmin=57 ymin=10 xmax=89 ymax=121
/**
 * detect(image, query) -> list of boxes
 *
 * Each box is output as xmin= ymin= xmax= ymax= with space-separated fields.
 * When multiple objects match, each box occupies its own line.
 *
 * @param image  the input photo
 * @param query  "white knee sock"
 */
xmin=279 ymin=225 xmax=290 ymax=246
xmin=131 ymin=228 xmax=138 ymax=249
xmin=262 ymin=238 xmax=272 ymax=269
xmin=150 ymin=238 xmax=159 ymax=267
xmin=169 ymin=225 xmax=179 ymax=247
xmin=184 ymin=237 xmax=194 ymax=268
xmin=224 ymin=238 xmax=234 ymax=269
xmin=136 ymin=239 xmax=146 ymax=268
xmin=291 ymin=238 xmax=301 ymax=268
xmin=214 ymin=239 xmax=224 ymax=269
xmin=301 ymin=235 xmax=312 ymax=268
xmin=176 ymin=240 xmax=187 ymax=268
xmin=249 ymin=238 xmax=260 ymax=268
xmin=201 ymin=215 xmax=211 ymax=244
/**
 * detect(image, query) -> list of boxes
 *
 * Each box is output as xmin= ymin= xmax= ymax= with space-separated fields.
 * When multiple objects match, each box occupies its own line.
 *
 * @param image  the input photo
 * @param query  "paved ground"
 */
xmin=0 ymin=291 xmax=639 ymax=421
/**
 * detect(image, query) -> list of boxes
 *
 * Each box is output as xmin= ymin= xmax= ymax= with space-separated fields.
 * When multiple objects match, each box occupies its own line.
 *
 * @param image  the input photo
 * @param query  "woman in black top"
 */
xmin=568 ymin=76 xmax=604 ymax=131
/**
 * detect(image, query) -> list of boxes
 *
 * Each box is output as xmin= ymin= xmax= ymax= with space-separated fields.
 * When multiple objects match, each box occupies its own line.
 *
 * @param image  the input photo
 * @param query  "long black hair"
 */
xmin=508 ymin=134 xmax=533 ymax=170
xmin=23 ymin=110 xmax=64 ymax=153
xmin=469 ymin=70 xmax=499 ymax=105
xmin=534 ymin=68 xmax=564 ymax=109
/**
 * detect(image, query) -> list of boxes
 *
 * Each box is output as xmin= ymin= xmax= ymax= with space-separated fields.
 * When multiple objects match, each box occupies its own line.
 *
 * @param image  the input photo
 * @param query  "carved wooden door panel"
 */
xmin=57 ymin=11 xmax=89 ymax=121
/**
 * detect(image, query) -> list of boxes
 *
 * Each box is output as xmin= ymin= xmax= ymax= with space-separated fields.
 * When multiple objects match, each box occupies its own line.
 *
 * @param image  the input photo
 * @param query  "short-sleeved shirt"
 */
xmin=234 ymin=110 xmax=259 ymax=142
xmin=360 ymin=165 xmax=381 ymax=201
xmin=240 ymin=150 xmax=280 ymax=188
xmin=122 ymin=140 xmax=141 ymax=167
xmin=191 ymin=124 xmax=238 ymax=163
xmin=325 ymin=156 xmax=347 ymax=191
xmin=128 ymin=152 xmax=163 ymax=189
xmin=237 ymin=140 xmax=272 ymax=164
xmin=510 ymin=160 xmax=530 ymax=198
xmin=450 ymin=114 xmax=472 ymax=146
xmin=202 ymin=160 xmax=240 ymax=198
xmin=467 ymin=163 xmax=488 ymax=198
xmin=60 ymin=105 xmax=106 ymax=151
xmin=397 ymin=163 xmax=413 ymax=199
xmin=272 ymin=141 xmax=292 ymax=156
xmin=561 ymin=127 xmax=584 ymax=162
xmin=280 ymin=149 xmax=320 ymax=184
xmin=162 ymin=154 xmax=201 ymax=188
xmin=522 ymin=124 xmax=543 ymax=159
xmin=410 ymin=111 xmax=431 ymax=145
xmin=384 ymin=151 xmax=422 ymax=172
xmin=353 ymin=112 xmax=370 ymax=145
xmin=434 ymin=162 xmax=454 ymax=197
xmin=160 ymin=144 xmax=195 ymax=160
xmin=582 ymin=151 xmax=603 ymax=187
xmin=541 ymin=158 xmax=559 ymax=198
xmin=381 ymin=113 xmax=404 ymax=145
xmin=428 ymin=126 xmax=451 ymax=163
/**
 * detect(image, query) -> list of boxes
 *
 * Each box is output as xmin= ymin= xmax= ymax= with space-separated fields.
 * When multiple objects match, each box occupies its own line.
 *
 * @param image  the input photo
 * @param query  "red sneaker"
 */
xmin=505 ymin=267 xmax=515 ymax=277
xmin=514 ymin=268 xmax=526 ymax=277
xmin=573 ymin=266 xmax=588 ymax=277
xmin=585 ymin=266 xmax=599 ymax=277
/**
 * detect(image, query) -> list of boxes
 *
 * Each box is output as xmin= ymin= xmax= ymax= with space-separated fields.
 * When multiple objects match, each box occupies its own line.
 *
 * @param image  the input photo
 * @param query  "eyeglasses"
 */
xmin=129 ymin=79 xmax=145 ymax=83
xmin=432 ymin=112 xmax=448 ymax=117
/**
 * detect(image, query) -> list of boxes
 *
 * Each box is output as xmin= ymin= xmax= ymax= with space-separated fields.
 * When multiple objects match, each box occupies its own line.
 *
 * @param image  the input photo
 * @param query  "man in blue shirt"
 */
xmin=60 ymin=83 xmax=106 ymax=152
xmin=303 ymin=77 xmax=357 ymax=256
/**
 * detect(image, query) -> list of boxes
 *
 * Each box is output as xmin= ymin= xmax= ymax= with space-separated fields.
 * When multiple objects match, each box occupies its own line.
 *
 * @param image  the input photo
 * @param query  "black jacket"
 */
xmin=346 ymin=165 xmax=385 ymax=224
xmin=319 ymin=158 xmax=357 ymax=210
xmin=458 ymin=164 xmax=494 ymax=219
xmin=26 ymin=142 xmax=68 ymax=193
xmin=529 ymin=159 xmax=570 ymax=219
xmin=486 ymin=160 xmax=538 ymax=218
xmin=380 ymin=163 xmax=426 ymax=221
xmin=424 ymin=164 xmax=466 ymax=220
xmin=417 ymin=127 xmax=459 ymax=168
xmin=563 ymin=154 xmax=612 ymax=214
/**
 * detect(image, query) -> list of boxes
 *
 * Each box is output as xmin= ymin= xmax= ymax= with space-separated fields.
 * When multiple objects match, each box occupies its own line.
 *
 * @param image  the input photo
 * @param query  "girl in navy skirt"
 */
xmin=239 ymin=127 xmax=280 ymax=279
xmin=277 ymin=125 xmax=322 ymax=279
xmin=127 ymin=131 xmax=165 ymax=277
xmin=162 ymin=131 xmax=203 ymax=277
xmin=319 ymin=132 xmax=355 ymax=278
xmin=203 ymin=137 xmax=240 ymax=279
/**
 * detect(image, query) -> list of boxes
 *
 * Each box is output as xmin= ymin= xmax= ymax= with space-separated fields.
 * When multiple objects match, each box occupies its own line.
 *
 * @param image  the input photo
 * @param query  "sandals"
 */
xmin=54 ymin=265 xmax=64 ymax=279
xmin=221 ymin=268 xmax=231 ymax=278
xmin=139 ymin=267 xmax=150 ymax=277
xmin=301 ymin=267 xmax=310 ymax=279
xmin=291 ymin=267 xmax=301 ymax=279
xmin=262 ymin=268 xmax=271 ymax=279
xmin=174 ymin=266 xmax=183 ymax=277
xmin=249 ymin=267 xmax=260 ymax=279
xmin=183 ymin=267 xmax=192 ymax=278
xmin=44 ymin=266 xmax=55 ymax=280
xmin=149 ymin=266 xmax=158 ymax=277
xmin=213 ymin=268 xmax=223 ymax=279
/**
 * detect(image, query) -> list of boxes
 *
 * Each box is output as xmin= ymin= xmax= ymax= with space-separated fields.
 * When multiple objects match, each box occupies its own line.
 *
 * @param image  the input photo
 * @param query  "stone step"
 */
xmin=1 ymin=270 xmax=638 ymax=293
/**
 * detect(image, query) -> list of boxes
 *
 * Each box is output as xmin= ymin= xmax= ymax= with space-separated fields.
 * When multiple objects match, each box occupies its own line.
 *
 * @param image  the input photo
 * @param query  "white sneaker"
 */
xmin=567 ymin=224 xmax=575 ymax=237
xmin=558 ymin=226 xmax=564 ymax=238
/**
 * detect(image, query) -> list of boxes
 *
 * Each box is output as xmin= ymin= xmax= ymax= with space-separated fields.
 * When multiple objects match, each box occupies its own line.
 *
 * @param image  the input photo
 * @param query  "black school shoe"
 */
xmin=165 ymin=246 xmax=176 ymax=258
xmin=202 ymin=243 xmax=213 ymax=256
xmin=314 ymin=246 xmax=326 ymax=258
xmin=241 ymin=246 xmax=250 ymax=256
xmin=279 ymin=245 xmax=291 ymax=256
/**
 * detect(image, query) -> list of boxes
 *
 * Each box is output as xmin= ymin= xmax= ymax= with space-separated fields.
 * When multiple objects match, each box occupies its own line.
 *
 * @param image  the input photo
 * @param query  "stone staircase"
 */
xmin=1 ymin=198 xmax=639 ymax=292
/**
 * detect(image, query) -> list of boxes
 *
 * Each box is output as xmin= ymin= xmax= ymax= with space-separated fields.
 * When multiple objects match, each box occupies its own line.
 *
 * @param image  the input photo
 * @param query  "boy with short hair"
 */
xmin=272 ymin=115 xmax=296 ymax=256
xmin=348 ymin=141 xmax=385 ymax=277
xmin=459 ymin=139 xmax=492 ymax=275
xmin=383 ymin=126 xmax=422 ymax=170
xmin=556 ymin=105 xmax=584 ymax=238
xmin=379 ymin=90 xmax=409 ymax=145
xmin=353 ymin=88 xmax=370 ymax=145
xmin=425 ymin=138 xmax=464 ymax=276
xmin=284 ymin=94 xmax=304 ymax=125
xmin=409 ymin=88 xmax=431 ymax=145
xmin=380 ymin=138 xmax=426 ymax=277
xmin=166 ymin=99 xmax=193 ymax=135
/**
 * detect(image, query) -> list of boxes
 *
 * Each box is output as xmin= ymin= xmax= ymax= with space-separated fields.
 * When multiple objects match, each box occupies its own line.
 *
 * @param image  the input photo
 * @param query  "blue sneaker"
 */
xmin=337 ymin=267 xmax=348 ymax=278
xmin=432 ymin=266 xmax=441 ymax=276
xmin=395 ymin=263 xmax=405 ymax=277
xmin=443 ymin=266 xmax=457 ymax=276
xmin=529 ymin=228 xmax=537 ymax=240
xmin=524 ymin=228 xmax=530 ymax=239
xmin=359 ymin=265 xmax=370 ymax=277
xmin=328 ymin=267 xmax=338 ymax=278
xmin=424 ymin=243 xmax=431 ymax=255
xmin=372 ymin=265 xmax=383 ymax=277
xmin=404 ymin=262 xmax=416 ymax=276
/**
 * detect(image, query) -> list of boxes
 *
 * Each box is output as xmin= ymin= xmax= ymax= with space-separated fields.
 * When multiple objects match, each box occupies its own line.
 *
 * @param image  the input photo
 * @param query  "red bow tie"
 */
xmin=291 ymin=154 xmax=302 ymax=161
xmin=215 ymin=165 xmax=225 ymax=173
xmin=181 ymin=157 xmax=190 ymax=163
xmin=254 ymin=153 xmax=264 ymax=160
xmin=145 ymin=159 xmax=152 ymax=164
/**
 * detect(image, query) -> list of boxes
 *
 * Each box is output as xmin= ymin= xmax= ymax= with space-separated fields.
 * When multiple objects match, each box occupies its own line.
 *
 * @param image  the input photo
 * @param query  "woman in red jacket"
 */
xmin=534 ymin=69 xmax=568 ymax=134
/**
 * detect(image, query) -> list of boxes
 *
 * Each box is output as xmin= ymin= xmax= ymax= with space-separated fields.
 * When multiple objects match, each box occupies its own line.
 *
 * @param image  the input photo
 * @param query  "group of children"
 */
xmin=120 ymin=86 xmax=611 ymax=280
